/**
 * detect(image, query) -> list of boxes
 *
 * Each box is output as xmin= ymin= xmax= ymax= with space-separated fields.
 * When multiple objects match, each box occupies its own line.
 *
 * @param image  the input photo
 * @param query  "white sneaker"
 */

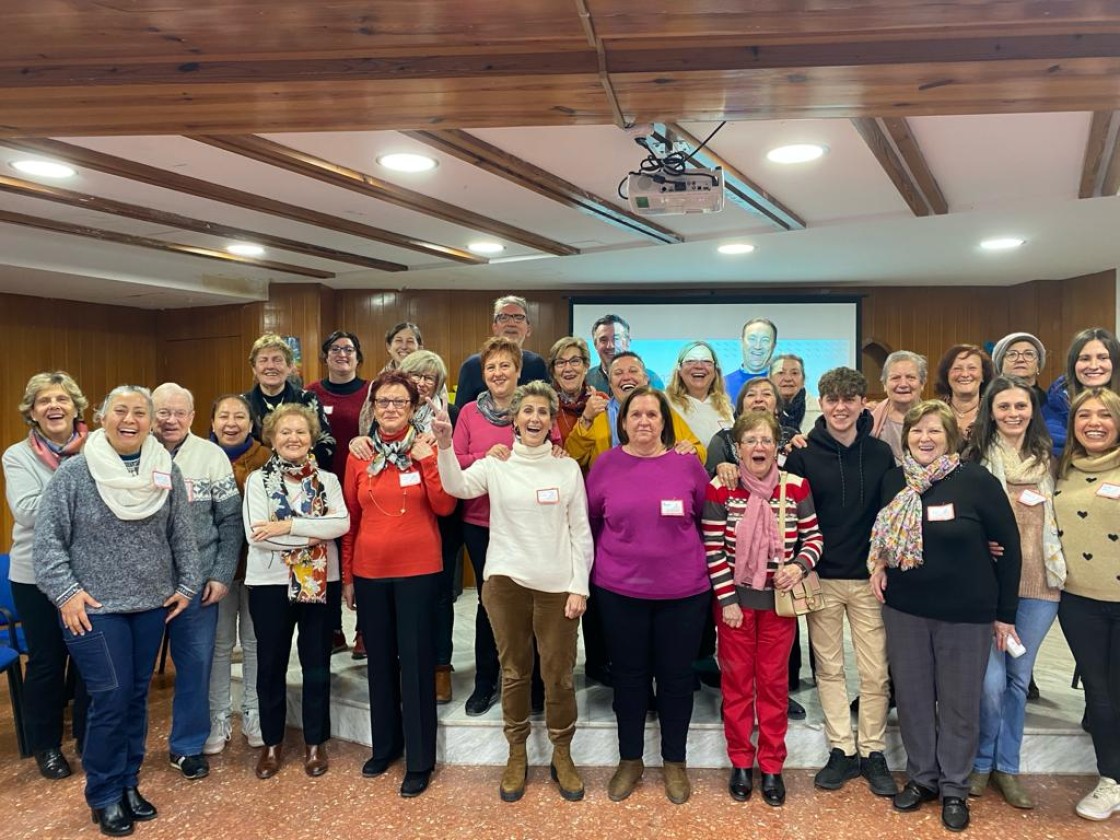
xmin=1076 ymin=776 xmax=1120 ymax=821
xmin=243 ymin=711 xmax=264 ymax=748
xmin=203 ymin=714 xmax=232 ymax=755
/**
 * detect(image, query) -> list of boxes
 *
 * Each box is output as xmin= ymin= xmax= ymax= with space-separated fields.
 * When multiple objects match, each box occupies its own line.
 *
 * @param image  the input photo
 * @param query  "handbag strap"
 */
xmin=777 ymin=471 xmax=788 ymax=561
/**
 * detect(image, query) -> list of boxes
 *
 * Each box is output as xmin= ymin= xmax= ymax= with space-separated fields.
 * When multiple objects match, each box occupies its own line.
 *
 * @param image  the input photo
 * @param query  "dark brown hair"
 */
xmin=616 ymin=386 xmax=676 ymax=449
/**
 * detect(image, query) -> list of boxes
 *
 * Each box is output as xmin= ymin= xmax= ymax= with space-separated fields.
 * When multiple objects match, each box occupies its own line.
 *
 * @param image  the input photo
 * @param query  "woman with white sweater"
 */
xmin=433 ymin=381 xmax=593 ymax=805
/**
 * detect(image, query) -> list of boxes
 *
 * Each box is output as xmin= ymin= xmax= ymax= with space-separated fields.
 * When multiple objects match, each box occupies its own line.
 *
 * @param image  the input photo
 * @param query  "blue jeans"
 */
xmin=974 ymin=597 xmax=1059 ymax=774
xmin=63 ymin=609 xmax=165 ymax=808
xmin=167 ymin=593 xmax=219 ymax=756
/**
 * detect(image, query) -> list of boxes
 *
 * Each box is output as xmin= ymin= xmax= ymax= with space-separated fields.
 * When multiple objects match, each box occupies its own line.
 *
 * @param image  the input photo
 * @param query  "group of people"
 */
xmin=4 ymin=293 xmax=1119 ymax=834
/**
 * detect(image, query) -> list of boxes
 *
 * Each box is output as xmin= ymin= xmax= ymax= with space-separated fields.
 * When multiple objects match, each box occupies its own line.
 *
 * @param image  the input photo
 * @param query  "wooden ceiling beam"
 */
xmin=0 ymin=174 xmax=407 ymax=272
xmin=879 ymin=117 xmax=948 ymax=215
xmin=191 ymin=134 xmax=577 ymax=256
xmin=0 ymin=138 xmax=485 ymax=264
xmin=851 ymin=117 xmax=931 ymax=217
xmin=402 ymin=128 xmax=682 ymax=244
xmin=0 ymin=209 xmax=335 ymax=279
xmin=1080 ymin=111 xmax=1119 ymax=199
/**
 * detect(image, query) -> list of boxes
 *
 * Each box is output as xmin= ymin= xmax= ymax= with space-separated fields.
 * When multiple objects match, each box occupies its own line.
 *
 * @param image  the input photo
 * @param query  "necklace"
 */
xmin=367 ymin=483 xmax=407 ymax=517
xmin=950 ymin=398 xmax=979 ymax=422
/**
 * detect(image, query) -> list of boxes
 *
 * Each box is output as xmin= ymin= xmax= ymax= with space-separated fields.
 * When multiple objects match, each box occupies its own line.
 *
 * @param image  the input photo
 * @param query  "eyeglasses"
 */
xmin=1004 ymin=349 xmax=1038 ymax=361
xmin=328 ymin=346 xmax=356 ymax=355
xmin=739 ymin=437 xmax=776 ymax=447
xmin=554 ymin=356 xmax=585 ymax=369
xmin=495 ymin=313 xmax=527 ymax=324
xmin=682 ymin=360 xmax=714 ymax=368
xmin=155 ymin=409 xmax=191 ymax=420
xmin=374 ymin=398 xmax=410 ymax=409
xmin=409 ymin=373 xmax=438 ymax=385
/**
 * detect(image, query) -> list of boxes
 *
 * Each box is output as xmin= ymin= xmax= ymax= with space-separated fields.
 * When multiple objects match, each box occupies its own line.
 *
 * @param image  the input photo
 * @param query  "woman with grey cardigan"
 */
xmin=33 ymin=385 xmax=201 ymax=838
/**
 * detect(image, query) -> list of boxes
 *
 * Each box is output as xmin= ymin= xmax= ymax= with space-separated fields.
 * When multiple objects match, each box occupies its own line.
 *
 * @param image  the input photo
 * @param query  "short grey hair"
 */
xmin=151 ymin=382 xmax=195 ymax=411
xmin=18 ymin=371 xmax=88 ymax=426
xmin=510 ymin=380 xmax=558 ymax=419
xmin=881 ymin=350 xmax=929 ymax=385
xmin=94 ymin=385 xmax=154 ymax=425
xmin=769 ymin=353 xmax=805 ymax=376
xmin=493 ymin=294 xmax=530 ymax=322
xmin=399 ymin=350 xmax=448 ymax=395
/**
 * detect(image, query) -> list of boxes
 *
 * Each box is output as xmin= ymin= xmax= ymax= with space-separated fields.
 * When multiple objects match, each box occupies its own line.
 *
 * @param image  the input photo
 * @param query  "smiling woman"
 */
xmin=1044 ymin=328 xmax=1120 ymax=458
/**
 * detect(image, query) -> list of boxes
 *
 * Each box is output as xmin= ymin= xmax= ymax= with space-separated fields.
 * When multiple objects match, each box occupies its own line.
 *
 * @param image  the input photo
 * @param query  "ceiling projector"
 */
xmin=627 ymin=167 xmax=724 ymax=216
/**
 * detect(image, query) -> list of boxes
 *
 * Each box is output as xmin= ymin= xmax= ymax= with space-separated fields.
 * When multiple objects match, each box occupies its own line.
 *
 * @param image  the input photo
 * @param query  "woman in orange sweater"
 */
xmin=342 ymin=372 xmax=456 ymax=798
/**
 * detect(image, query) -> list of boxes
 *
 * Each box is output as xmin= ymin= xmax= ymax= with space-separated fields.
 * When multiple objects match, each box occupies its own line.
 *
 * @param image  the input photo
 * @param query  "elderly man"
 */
xmin=453 ymin=295 xmax=550 ymax=408
xmin=725 ymin=318 xmax=778 ymax=405
xmin=152 ymin=383 xmax=242 ymax=780
xmin=585 ymin=314 xmax=664 ymax=394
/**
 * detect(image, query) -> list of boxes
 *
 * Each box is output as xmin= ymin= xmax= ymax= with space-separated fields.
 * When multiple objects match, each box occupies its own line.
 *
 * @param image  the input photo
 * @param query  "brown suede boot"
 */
xmin=435 ymin=665 xmax=453 ymax=705
xmin=663 ymin=760 xmax=691 ymax=805
xmin=968 ymin=770 xmax=990 ymax=797
xmin=500 ymin=743 xmax=528 ymax=802
xmin=550 ymin=744 xmax=585 ymax=801
xmin=992 ymin=771 xmax=1035 ymax=809
xmin=608 ymin=758 xmax=644 ymax=802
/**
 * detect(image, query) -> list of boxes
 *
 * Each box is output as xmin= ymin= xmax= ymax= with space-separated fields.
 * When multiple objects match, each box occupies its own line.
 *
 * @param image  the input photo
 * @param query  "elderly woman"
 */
xmin=243 ymin=404 xmax=349 ymax=780
xmin=205 ymin=394 xmax=271 ymax=755
xmin=1055 ymin=387 xmax=1120 ymax=821
xmin=1043 ymin=328 xmax=1120 ymax=457
xmin=587 ymin=386 xmax=712 ymax=805
xmin=991 ymin=333 xmax=1047 ymax=406
xmin=870 ymin=350 xmax=928 ymax=464
xmin=869 ymin=401 xmax=1021 ymax=832
xmin=435 ymin=381 xmax=593 ymax=802
xmin=706 ymin=378 xmax=799 ymax=476
xmin=342 ymin=372 xmax=454 ymax=798
xmin=963 ymin=377 xmax=1064 ymax=809
xmin=703 ymin=410 xmax=822 ymax=806
xmin=771 ymin=353 xmax=822 ymax=433
xmin=33 ymin=385 xmax=200 ymax=836
xmin=382 ymin=321 xmax=423 ymax=372
xmin=667 ymin=340 xmax=735 ymax=447
xmin=549 ymin=336 xmax=607 ymax=445
xmin=3 ymin=372 xmax=89 ymax=780
xmin=935 ymin=344 xmax=995 ymax=442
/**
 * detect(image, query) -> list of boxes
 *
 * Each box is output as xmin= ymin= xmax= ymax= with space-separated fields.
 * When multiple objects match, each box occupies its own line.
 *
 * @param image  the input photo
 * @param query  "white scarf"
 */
xmin=84 ymin=428 xmax=174 ymax=521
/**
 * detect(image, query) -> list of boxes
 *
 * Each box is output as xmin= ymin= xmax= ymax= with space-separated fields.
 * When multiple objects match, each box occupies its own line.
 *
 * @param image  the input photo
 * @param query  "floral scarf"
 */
xmin=28 ymin=421 xmax=88 ymax=471
xmin=869 ymin=452 xmax=960 ymax=572
xmin=367 ymin=426 xmax=416 ymax=475
xmin=476 ymin=391 xmax=513 ymax=426
xmin=733 ymin=462 xmax=784 ymax=590
xmin=261 ymin=454 xmax=329 ymax=603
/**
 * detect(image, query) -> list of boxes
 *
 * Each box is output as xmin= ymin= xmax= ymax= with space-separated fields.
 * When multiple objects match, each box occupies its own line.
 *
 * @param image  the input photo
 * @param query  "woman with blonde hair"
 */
xmin=666 ymin=340 xmax=734 ymax=447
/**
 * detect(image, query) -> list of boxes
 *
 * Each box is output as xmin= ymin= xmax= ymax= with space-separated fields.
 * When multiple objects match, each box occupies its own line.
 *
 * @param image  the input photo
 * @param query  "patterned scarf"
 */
xmin=367 ymin=426 xmax=416 ymax=475
xmin=733 ymin=462 xmax=784 ymax=590
xmin=476 ymin=391 xmax=513 ymax=426
xmin=261 ymin=453 xmax=329 ymax=603
xmin=779 ymin=387 xmax=807 ymax=431
xmin=869 ymin=452 xmax=960 ymax=571
xmin=28 ymin=421 xmax=88 ymax=470
xmin=409 ymin=396 xmax=444 ymax=435
xmin=557 ymin=383 xmax=593 ymax=419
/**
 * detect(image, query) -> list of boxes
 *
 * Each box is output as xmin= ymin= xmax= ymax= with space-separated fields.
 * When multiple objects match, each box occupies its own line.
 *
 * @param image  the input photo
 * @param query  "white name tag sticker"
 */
xmin=152 ymin=470 xmax=173 ymax=490
xmin=661 ymin=499 xmax=685 ymax=517
xmin=536 ymin=487 xmax=560 ymax=505
xmin=399 ymin=471 xmax=421 ymax=487
xmin=1018 ymin=489 xmax=1047 ymax=507
xmin=927 ymin=503 xmax=955 ymax=522
xmin=1096 ymin=482 xmax=1120 ymax=499
xmin=323 ymin=405 xmax=334 ymax=415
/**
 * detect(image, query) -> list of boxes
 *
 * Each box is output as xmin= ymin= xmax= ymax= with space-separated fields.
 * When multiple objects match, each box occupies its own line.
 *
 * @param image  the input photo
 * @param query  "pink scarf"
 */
xmin=28 ymin=421 xmax=88 ymax=471
xmin=733 ymin=461 xmax=783 ymax=591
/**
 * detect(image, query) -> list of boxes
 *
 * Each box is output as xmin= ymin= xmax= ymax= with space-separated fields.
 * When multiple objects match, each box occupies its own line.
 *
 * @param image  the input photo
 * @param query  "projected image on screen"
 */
xmin=570 ymin=298 xmax=860 ymax=403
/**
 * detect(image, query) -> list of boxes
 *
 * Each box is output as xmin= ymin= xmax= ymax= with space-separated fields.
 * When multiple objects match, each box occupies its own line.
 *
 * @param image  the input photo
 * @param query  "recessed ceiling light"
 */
xmin=766 ymin=144 xmax=827 ymax=164
xmin=979 ymin=237 xmax=1025 ymax=251
xmin=468 ymin=241 xmax=505 ymax=255
xmin=717 ymin=243 xmax=756 ymax=255
xmin=11 ymin=159 xmax=76 ymax=178
xmin=376 ymin=152 xmax=438 ymax=173
xmin=226 ymin=243 xmax=266 ymax=258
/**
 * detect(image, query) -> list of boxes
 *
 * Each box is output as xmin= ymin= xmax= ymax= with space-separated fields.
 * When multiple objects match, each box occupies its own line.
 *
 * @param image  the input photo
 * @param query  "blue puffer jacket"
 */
xmin=1041 ymin=376 xmax=1070 ymax=458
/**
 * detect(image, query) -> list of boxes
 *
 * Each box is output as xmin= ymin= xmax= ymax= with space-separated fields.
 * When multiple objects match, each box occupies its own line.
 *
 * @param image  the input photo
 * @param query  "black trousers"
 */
xmin=248 ymin=581 xmax=338 ymax=747
xmin=582 ymin=588 xmax=610 ymax=675
xmin=596 ymin=585 xmax=708 ymax=763
xmin=354 ymin=573 xmax=439 ymax=773
xmin=435 ymin=511 xmax=464 ymax=667
xmin=1060 ymin=591 xmax=1120 ymax=780
xmin=11 ymin=581 xmax=88 ymax=752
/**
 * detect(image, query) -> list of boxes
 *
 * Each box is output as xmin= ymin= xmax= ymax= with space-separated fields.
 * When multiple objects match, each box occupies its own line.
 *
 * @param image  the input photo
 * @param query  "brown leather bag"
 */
xmin=772 ymin=474 xmax=826 ymax=618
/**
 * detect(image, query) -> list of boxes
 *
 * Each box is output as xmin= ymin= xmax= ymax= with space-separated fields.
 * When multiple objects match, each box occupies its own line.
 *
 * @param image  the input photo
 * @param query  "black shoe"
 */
xmin=400 ymin=769 xmax=431 ymax=798
xmin=465 ymin=685 xmax=498 ymax=716
xmin=942 ymin=796 xmax=970 ymax=832
xmin=362 ymin=751 xmax=402 ymax=777
xmin=122 ymin=787 xmax=157 ymax=821
xmin=787 ymin=698 xmax=806 ymax=720
xmin=861 ymin=751 xmax=898 ymax=796
xmin=893 ymin=780 xmax=939 ymax=811
xmin=90 ymin=801 xmax=134 ymax=837
xmin=34 ymin=747 xmax=72 ymax=780
xmin=760 ymin=772 xmax=786 ymax=806
xmin=814 ymin=748 xmax=860 ymax=790
xmin=330 ymin=629 xmax=349 ymax=655
xmin=728 ymin=767 xmax=752 ymax=801
xmin=168 ymin=752 xmax=209 ymax=780
xmin=1026 ymin=677 xmax=1040 ymax=701
xmin=584 ymin=664 xmax=613 ymax=687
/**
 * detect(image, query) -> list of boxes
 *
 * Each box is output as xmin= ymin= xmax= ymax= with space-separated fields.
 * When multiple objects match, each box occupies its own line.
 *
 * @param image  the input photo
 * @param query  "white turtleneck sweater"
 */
xmin=437 ymin=441 xmax=593 ymax=595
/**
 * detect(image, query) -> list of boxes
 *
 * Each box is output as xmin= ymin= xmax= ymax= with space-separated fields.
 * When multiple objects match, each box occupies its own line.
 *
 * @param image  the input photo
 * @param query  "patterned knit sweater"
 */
xmin=1055 ymin=449 xmax=1120 ymax=603
xmin=171 ymin=433 xmax=242 ymax=586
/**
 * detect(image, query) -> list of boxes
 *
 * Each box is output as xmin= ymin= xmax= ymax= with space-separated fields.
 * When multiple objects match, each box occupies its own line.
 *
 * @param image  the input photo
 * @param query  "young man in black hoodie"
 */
xmin=783 ymin=367 xmax=898 ymax=796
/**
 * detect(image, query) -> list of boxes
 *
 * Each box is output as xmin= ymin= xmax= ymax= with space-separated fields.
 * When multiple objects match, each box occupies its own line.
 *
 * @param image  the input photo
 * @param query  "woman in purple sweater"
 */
xmin=586 ymin=386 xmax=712 ymax=806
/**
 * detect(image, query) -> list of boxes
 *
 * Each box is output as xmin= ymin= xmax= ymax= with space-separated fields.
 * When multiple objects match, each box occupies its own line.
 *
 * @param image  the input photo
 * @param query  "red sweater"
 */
xmin=341 ymin=449 xmax=456 ymax=582
xmin=307 ymin=379 xmax=369 ymax=479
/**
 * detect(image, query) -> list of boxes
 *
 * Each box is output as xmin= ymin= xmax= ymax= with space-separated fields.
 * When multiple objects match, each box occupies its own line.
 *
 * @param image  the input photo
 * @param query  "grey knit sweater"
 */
xmin=33 ymin=454 xmax=202 ymax=613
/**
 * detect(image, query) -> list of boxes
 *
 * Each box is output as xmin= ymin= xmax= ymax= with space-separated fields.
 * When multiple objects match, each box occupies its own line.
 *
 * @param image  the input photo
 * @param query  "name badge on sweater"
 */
xmin=399 ymin=471 xmax=421 ymax=487
xmin=1018 ymin=489 xmax=1046 ymax=507
xmin=1096 ymin=482 xmax=1120 ymax=499
xmin=152 ymin=470 xmax=172 ymax=490
xmin=927 ymin=503 xmax=955 ymax=522
xmin=323 ymin=405 xmax=334 ymax=415
xmin=537 ymin=488 xmax=560 ymax=505
xmin=661 ymin=499 xmax=685 ymax=517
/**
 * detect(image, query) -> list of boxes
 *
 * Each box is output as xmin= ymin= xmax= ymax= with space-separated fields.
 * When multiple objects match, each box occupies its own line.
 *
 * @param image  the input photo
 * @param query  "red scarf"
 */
xmin=28 ymin=422 xmax=88 ymax=471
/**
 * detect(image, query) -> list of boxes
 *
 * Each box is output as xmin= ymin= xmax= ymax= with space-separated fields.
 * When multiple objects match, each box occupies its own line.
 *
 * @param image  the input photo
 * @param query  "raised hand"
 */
xmin=431 ymin=405 xmax=454 ymax=448
xmin=582 ymin=393 xmax=609 ymax=423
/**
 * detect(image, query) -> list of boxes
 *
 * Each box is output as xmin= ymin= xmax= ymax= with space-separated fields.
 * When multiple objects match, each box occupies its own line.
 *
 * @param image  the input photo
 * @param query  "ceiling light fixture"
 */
xmin=226 ymin=243 xmax=266 ymax=258
xmin=766 ymin=144 xmax=827 ymax=164
xmin=717 ymin=243 xmax=756 ymax=255
xmin=376 ymin=152 xmax=438 ymax=173
xmin=11 ymin=159 xmax=77 ymax=179
xmin=979 ymin=237 xmax=1025 ymax=251
xmin=468 ymin=241 xmax=505 ymax=255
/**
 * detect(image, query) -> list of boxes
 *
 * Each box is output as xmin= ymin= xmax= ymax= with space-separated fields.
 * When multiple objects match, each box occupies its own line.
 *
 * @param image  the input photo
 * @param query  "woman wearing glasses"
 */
xmin=991 ymin=333 xmax=1048 ymax=407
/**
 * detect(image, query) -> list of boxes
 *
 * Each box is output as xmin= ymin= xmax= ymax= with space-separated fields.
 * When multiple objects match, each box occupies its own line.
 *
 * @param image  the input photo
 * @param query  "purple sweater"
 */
xmin=586 ymin=447 xmax=711 ymax=600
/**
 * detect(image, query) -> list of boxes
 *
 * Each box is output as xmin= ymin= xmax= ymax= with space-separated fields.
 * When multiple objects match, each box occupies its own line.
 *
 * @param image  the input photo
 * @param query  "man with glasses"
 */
xmin=586 ymin=314 xmax=664 ymax=393
xmin=152 ymin=382 xmax=242 ymax=780
xmin=452 ymin=295 xmax=549 ymax=408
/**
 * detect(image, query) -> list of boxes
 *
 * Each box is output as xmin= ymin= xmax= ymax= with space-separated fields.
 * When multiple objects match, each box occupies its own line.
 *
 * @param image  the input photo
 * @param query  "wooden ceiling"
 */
xmin=4 ymin=1 xmax=1120 ymax=136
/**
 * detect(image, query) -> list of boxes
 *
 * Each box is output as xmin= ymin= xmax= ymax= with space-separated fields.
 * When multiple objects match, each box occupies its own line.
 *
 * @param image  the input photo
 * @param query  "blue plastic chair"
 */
xmin=0 ymin=554 xmax=27 ymax=653
xmin=0 ymin=554 xmax=29 ymax=757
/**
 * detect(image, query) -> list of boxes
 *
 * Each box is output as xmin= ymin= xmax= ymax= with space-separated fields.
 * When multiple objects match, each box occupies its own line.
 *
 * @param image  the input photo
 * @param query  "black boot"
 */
xmin=90 ymin=801 xmax=134 ymax=837
xmin=122 ymin=787 xmax=157 ymax=821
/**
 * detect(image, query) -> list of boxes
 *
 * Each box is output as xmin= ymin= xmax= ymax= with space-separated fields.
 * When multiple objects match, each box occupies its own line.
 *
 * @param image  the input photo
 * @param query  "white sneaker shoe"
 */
xmin=243 ymin=710 xmax=264 ymax=748
xmin=1076 ymin=776 xmax=1120 ymax=821
xmin=203 ymin=714 xmax=232 ymax=755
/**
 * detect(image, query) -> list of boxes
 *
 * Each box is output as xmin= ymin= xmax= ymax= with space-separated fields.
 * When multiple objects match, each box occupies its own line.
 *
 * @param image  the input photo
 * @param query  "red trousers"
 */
xmin=716 ymin=603 xmax=796 ymax=773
